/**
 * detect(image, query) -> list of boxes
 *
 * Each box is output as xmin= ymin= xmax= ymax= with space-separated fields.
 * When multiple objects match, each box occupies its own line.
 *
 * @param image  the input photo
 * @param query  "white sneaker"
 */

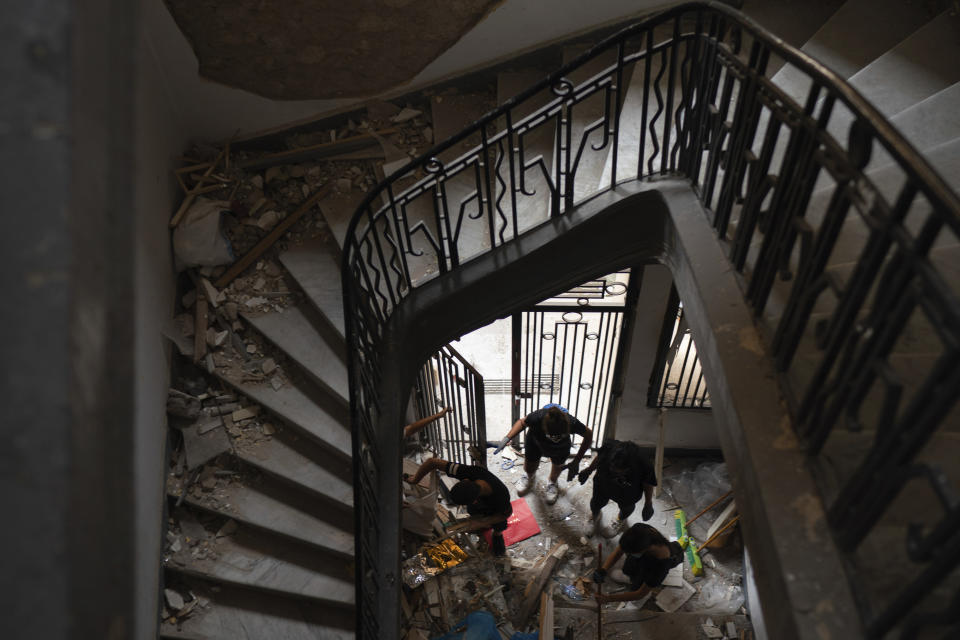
xmin=516 ymin=474 xmax=532 ymax=496
xmin=544 ymin=482 xmax=560 ymax=505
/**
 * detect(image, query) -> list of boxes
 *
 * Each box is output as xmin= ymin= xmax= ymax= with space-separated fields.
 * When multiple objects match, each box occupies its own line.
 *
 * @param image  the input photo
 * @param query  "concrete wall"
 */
xmin=143 ymin=0 xmax=668 ymax=141
xmin=133 ymin=1 xmax=186 ymax=636
xmin=614 ymin=264 xmax=721 ymax=449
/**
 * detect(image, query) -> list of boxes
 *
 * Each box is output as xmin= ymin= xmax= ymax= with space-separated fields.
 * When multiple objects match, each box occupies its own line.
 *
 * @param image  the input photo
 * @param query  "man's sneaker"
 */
xmin=544 ymin=482 xmax=560 ymax=505
xmin=516 ymin=474 xmax=532 ymax=496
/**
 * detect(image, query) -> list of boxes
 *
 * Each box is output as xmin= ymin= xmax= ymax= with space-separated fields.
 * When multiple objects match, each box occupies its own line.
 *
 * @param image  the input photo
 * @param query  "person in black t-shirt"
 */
xmin=493 ymin=404 xmax=592 ymax=505
xmin=405 ymin=457 xmax=513 ymax=555
xmin=592 ymin=523 xmax=684 ymax=604
xmin=578 ymin=439 xmax=657 ymax=536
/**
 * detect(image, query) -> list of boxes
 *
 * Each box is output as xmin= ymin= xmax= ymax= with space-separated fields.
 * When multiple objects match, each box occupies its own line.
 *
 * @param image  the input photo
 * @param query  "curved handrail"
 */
xmin=341 ymin=3 xmax=960 ymax=638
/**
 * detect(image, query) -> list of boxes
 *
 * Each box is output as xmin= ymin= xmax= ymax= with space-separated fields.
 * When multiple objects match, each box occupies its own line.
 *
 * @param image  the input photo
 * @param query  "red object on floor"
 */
xmin=482 ymin=497 xmax=541 ymax=548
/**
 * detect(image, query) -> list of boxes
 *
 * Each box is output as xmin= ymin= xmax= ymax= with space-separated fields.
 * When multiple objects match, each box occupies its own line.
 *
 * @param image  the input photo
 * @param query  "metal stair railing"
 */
xmin=341 ymin=2 xmax=960 ymax=638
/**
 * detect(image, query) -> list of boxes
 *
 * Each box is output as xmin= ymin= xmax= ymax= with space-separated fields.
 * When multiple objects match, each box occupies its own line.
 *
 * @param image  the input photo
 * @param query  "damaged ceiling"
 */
xmin=163 ymin=0 xmax=504 ymax=100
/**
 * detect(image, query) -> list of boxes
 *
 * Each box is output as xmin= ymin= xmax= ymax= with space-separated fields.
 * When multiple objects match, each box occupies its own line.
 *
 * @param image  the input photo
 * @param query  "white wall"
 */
xmin=614 ymin=265 xmax=721 ymax=449
xmin=134 ymin=2 xmax=186 ymax=636
xmin=143 ymin=0 xmax=670 ymax=141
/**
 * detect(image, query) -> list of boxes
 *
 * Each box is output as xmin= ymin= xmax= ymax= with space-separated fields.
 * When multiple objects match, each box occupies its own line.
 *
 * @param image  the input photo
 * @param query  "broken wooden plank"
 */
xmin=170 ymin=148 xmax=226 ymax=228
xmin=538 ymin=591 xmax=554 ymax=640
xmin=193 ymin=292 xmax=208 ymax=364
xmin=214 ymin=182 xmax=334 ymax=289
xmin=514 ymin=543 xmax=568 ymax=629
xmin=236 ymin=129 xmax=397 ymax=171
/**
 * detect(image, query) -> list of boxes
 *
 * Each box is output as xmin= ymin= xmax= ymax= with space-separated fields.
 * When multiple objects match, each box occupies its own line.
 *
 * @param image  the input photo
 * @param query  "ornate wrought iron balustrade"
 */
xmin=342 ymin=3 xmax=960 ymax=638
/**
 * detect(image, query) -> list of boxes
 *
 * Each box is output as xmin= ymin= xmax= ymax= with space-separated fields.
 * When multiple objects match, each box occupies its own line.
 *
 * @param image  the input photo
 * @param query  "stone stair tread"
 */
xmin=166 ymin=525 xmax=354 ymax=606
xmin=168 ymin=480 xmax=354 ymax=558
xmin=847 ymin=10 xmax=960 ymax=119
xmin=872 ymin=82 xmax=960 ymax=175
xmin=770 ymin=0 xmax=932 ymax=104
xmin=243 ymin=305 xmax=349 ymax=405
xmin=159 ymin=580 xmax=354 ymax=640
xmin=318 ymin=189 xmax=368 ymax=252
xmin=234 ymin=435 xmax=352 ymax=510
xmin=218 ymin=375 xmax=351 ymax=461
xmin=279 ymin=237 xmax=345 ymax=339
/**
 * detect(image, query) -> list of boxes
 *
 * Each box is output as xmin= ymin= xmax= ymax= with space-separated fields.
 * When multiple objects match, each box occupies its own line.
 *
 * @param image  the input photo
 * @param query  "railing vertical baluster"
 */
xmin=661 ymin=15 xmax=680 ymax=174
xmin=610 ymin=41 xmax=625 ymax=190
xmin=638 ymin=27 xmax=652 ymax=179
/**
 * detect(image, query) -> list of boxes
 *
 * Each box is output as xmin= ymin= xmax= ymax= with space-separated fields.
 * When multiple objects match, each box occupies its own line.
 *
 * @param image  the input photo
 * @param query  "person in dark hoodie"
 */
xmin=592 ymin=523 xmax=684 ymax=604
xmin=577 ymin=439 xmax=658 ymax=536
xmin=405 ymin=457 xmax=512 ymax=556
xmin=493 ymin=404 xmax=592 ymax=505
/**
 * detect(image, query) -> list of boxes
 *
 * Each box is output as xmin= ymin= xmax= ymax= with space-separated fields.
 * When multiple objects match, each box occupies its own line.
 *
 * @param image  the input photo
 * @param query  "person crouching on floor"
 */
xmin=493 ymin=404 xmax=592 ymax=505
xmin=405 ymin=457 xmax=512 ymax=555
xmin=592 ymin=523 xmax=684 ymax=604
xmin=577 ymin=439 xmax=658 ymax=536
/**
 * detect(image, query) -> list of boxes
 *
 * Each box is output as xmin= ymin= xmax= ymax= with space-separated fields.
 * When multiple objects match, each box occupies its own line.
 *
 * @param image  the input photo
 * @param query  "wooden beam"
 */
xmin=193 ymin=292 xmax=208 ymax=364
xmin=514 ymin=543 xmax=568 ymax=629
xmin=538 ymin=591 xmax=554 ymax=640
xmin=213 ymin=182 xmax=334 ymax=289
xmin=170 ymin=148 xmax=226 ymax=228
xmin=236 ymin=128 xmax=397 ymax=171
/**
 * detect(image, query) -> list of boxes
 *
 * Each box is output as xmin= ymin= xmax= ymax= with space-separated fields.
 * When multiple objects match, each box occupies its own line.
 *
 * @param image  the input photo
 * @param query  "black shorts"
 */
xmin=524 ymin=432 xmax=570 ymax=465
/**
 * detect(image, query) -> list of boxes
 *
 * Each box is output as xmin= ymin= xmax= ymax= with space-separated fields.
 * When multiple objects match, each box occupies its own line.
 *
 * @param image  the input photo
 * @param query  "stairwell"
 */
xmin=159 ymin=2 xmax=960 ymax=639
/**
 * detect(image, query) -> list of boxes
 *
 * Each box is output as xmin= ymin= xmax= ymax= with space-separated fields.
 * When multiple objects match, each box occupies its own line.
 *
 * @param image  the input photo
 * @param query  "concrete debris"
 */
xmin=263 ymin=262 xmax=283 ymax=278
xmin=261 ymin=422 xmax=276 ymax=435
xmin=199 ymin=277 xmax=221 ymax=308
xmin=250 ymin=175 xmax=263 ymax=189
xmin=261 ymin=357 xmax=277 ymax=375
xmin=391 ymin=107 xmax=423 ymax=123
xmin=223 ymin=301 xmax=239 ymax=321
xmin=423 ymin=126 xmax=433 ymax=143
xmin=245 ymin=343 xmax=257 ymax=354
xmin=337 ymin=178 xmax=353 ymax=192
xmin=253 ymin=277 xmax=266 ymax=291
xmin=257 ymin=210 xmax=280 ymax=231
xmin=231 ymin=406 xmax=260 ymax=422
xmin=182 ymin=289 xmax=197 ymax=308
xmin=245 ymin=296 xmax=268 ymax=307
xmin=167 ymin=391 xmax=201 ymax=419
xmin=174 ymin=313 xmax=195 ymax=338
xmin=264 ymin=166 xmax=284 ymax=183
xmin=702 ymin=622 xmax=724 ymax=638
xmin=726 ymin=621 xmax=738 ymax=637
xmin=270 ymin=376 xmax=283 ymax=391
xmin=197 ymin=416 xmax=223 ymax=435
xmin=164 ymin=588 xmax=185 ymax=611
xmin=216 ymin=518 xmax=239 ymax=538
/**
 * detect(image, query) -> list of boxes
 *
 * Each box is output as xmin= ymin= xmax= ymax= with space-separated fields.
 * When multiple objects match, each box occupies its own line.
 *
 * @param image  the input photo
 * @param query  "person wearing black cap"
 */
xmin=405 ymin=457 xmax=512 ymax=555
xmin=578 ymin=439 xmax=658 ymax=536
xmin=493 ymin=404 xmax=592 ymax=505
xmin=592 ymin=523 xmax=684 ymax=603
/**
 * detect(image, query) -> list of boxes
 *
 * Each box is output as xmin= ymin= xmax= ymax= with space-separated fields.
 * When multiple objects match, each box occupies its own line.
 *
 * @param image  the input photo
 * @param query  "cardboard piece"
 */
xmin=482 ymin=497 xmax=541 ymax=547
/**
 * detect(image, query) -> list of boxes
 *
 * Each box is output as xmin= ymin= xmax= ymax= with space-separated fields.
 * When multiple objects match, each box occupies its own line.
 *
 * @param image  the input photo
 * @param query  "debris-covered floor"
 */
xmin=402 ymin=447 xmax=756 ymax=640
